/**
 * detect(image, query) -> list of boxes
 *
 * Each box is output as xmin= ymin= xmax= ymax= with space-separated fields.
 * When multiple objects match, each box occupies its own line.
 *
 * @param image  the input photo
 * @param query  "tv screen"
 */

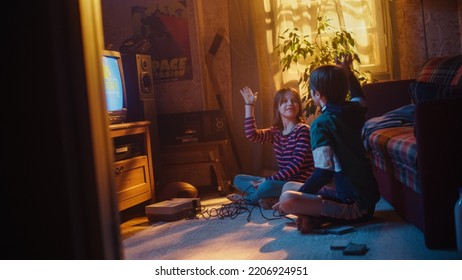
xmin=102 ymin=50 xmax=128 ymax=124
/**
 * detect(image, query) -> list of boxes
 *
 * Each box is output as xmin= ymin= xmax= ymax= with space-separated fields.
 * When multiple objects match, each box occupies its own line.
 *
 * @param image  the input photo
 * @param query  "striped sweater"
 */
xmin=244 ymin=117 xmax=314 ymax=182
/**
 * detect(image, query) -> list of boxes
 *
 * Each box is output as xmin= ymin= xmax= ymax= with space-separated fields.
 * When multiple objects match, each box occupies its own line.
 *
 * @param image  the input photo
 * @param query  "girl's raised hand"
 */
xmin=240 ymin=86 xmax=258 ymax=105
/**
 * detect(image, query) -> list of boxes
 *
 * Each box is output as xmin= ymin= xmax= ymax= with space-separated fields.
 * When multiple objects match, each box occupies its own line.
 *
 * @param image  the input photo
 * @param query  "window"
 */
xmin=272 ymin=0 xmax=392 ymax=81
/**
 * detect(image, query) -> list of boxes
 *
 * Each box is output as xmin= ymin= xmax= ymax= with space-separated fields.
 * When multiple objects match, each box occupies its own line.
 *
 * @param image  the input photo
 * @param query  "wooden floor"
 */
xmin=119 ymin=200 xmax=152 ymax=240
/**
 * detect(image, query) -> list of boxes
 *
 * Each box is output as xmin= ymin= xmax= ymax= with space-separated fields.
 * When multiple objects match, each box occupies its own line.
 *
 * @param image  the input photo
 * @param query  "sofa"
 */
xmin=361 ymin=55 xmax=462 ymax=249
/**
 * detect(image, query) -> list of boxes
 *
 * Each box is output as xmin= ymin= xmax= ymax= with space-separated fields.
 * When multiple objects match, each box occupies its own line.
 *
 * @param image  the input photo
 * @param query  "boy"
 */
xmin=273 ymin=59 xmax=380 ymax=233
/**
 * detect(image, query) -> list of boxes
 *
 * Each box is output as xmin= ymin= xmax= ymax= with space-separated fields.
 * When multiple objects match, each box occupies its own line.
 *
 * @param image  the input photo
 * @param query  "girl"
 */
xmin=227 ymin=86 xmax=314 ymax=209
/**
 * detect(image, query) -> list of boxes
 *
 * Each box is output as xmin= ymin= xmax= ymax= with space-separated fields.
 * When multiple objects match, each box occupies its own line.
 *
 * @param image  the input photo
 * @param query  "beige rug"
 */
xmin=122 ymin=196 xmax=461 ymax=260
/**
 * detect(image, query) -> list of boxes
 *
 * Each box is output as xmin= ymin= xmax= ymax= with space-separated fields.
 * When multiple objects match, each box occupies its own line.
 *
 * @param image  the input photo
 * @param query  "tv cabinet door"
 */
xmin=114 ymin=155 xmax=152 ymax=211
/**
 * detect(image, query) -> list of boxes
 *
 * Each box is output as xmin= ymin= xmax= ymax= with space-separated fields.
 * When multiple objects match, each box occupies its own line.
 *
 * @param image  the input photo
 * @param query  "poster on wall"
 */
xmin=131 ymin=1 xmax=192 ymax=83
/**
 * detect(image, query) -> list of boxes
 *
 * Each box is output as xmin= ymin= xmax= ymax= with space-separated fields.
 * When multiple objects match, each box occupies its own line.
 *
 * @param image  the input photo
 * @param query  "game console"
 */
xmin=145 ymin=198 xmax=201 ymax=222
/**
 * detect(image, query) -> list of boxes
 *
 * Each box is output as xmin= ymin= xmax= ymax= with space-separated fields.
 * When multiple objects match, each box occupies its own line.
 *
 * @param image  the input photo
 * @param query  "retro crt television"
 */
xmin=102 ymin=50 xmax=128 ymax=124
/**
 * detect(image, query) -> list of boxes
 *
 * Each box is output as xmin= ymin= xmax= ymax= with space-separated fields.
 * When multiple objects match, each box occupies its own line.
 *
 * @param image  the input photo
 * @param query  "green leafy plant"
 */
xmin=275 ymin=16 xmax=374 ymax=119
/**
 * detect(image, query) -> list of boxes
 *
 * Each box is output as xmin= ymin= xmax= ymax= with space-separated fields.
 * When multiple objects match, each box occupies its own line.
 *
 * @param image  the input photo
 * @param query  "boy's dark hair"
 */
xmin=309 ymin=65 xmax=349 ymax=104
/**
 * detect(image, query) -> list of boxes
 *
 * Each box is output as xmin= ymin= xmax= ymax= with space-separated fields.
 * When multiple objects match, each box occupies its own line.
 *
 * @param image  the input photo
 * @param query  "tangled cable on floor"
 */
xmin=185 ymin=198 xmax=295 ymax=224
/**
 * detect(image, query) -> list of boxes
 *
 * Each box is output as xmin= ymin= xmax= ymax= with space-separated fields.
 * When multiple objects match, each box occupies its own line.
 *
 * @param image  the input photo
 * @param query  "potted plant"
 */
xmin=275 ymin=16 xmax=373 ymax=120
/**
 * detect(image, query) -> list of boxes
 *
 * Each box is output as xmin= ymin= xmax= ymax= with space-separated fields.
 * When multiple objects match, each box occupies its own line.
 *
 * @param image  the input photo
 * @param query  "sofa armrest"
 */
xmin=415 ymin=98 xmax=462 ymax=249
xmin=362 ymin=79 xmax=415 ymax=120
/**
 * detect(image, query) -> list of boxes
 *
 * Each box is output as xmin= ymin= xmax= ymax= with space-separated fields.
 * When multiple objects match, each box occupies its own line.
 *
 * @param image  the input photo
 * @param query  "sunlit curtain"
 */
xmin=273 ymin=0 xmax=391 ymax=88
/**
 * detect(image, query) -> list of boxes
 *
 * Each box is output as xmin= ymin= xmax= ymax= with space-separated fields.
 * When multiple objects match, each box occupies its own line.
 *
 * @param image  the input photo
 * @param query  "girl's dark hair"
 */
xmin=309 ymin=65 xmax=349 ymax=104
xmin=273 ymin=87 xmax=306 ymax=129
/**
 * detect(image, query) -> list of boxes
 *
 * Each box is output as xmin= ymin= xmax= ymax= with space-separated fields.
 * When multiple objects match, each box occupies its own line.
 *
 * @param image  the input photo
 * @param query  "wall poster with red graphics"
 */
xmin=131 ymin=1 xmax=192 ymax=82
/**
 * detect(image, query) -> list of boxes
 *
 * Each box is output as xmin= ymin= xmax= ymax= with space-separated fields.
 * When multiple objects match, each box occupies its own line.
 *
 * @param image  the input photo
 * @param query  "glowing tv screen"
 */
xmin=102 ymin=50 xmax=127 ymax=124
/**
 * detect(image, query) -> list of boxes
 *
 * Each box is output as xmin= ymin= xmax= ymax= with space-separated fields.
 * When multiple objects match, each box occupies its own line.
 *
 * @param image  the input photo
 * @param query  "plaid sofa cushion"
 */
xmin=416 ymin=55 xmax=462 ymax=86
xmin=367 ymin=126 xmax=420 ymax=193
xmin=410 ymin=81 xmax=462 ymax=103
xmin=410 ymin=55 xmax=462 ymax=103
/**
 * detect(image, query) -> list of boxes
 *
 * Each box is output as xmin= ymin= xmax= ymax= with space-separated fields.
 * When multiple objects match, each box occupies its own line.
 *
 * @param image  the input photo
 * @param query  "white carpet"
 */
xmin=123 ymin=196 xmax=461 ymax=260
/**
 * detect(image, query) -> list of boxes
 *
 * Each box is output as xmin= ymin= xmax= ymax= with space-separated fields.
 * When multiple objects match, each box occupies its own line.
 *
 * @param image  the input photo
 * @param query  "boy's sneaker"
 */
xmin=258 ymin=197 xmax=279 ymax=210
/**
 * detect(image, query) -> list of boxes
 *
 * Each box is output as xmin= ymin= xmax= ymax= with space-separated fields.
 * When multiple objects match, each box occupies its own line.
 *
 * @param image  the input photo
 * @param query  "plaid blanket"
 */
xmin=362 ymin=104 xmax=415 ymax=150
xmin=362 ymin=105 xmax=419 ymax=193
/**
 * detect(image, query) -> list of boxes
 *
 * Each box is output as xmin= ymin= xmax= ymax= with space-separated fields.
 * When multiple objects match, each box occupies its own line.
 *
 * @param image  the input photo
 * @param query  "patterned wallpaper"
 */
xmin=392 ymin=0 xmax=461 ymax=79
xmin=101 ymin=0 xmax=461 ymax=115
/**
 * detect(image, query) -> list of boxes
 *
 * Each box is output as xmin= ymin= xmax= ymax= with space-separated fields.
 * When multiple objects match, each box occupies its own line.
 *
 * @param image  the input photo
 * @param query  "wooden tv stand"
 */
xmin=109 ymin=121 xmax=155 ymax=211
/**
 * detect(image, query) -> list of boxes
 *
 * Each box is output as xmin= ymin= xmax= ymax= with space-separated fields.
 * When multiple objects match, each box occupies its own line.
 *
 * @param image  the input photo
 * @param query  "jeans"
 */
xmin=232 ymin=174 xmax=287 ymax=204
